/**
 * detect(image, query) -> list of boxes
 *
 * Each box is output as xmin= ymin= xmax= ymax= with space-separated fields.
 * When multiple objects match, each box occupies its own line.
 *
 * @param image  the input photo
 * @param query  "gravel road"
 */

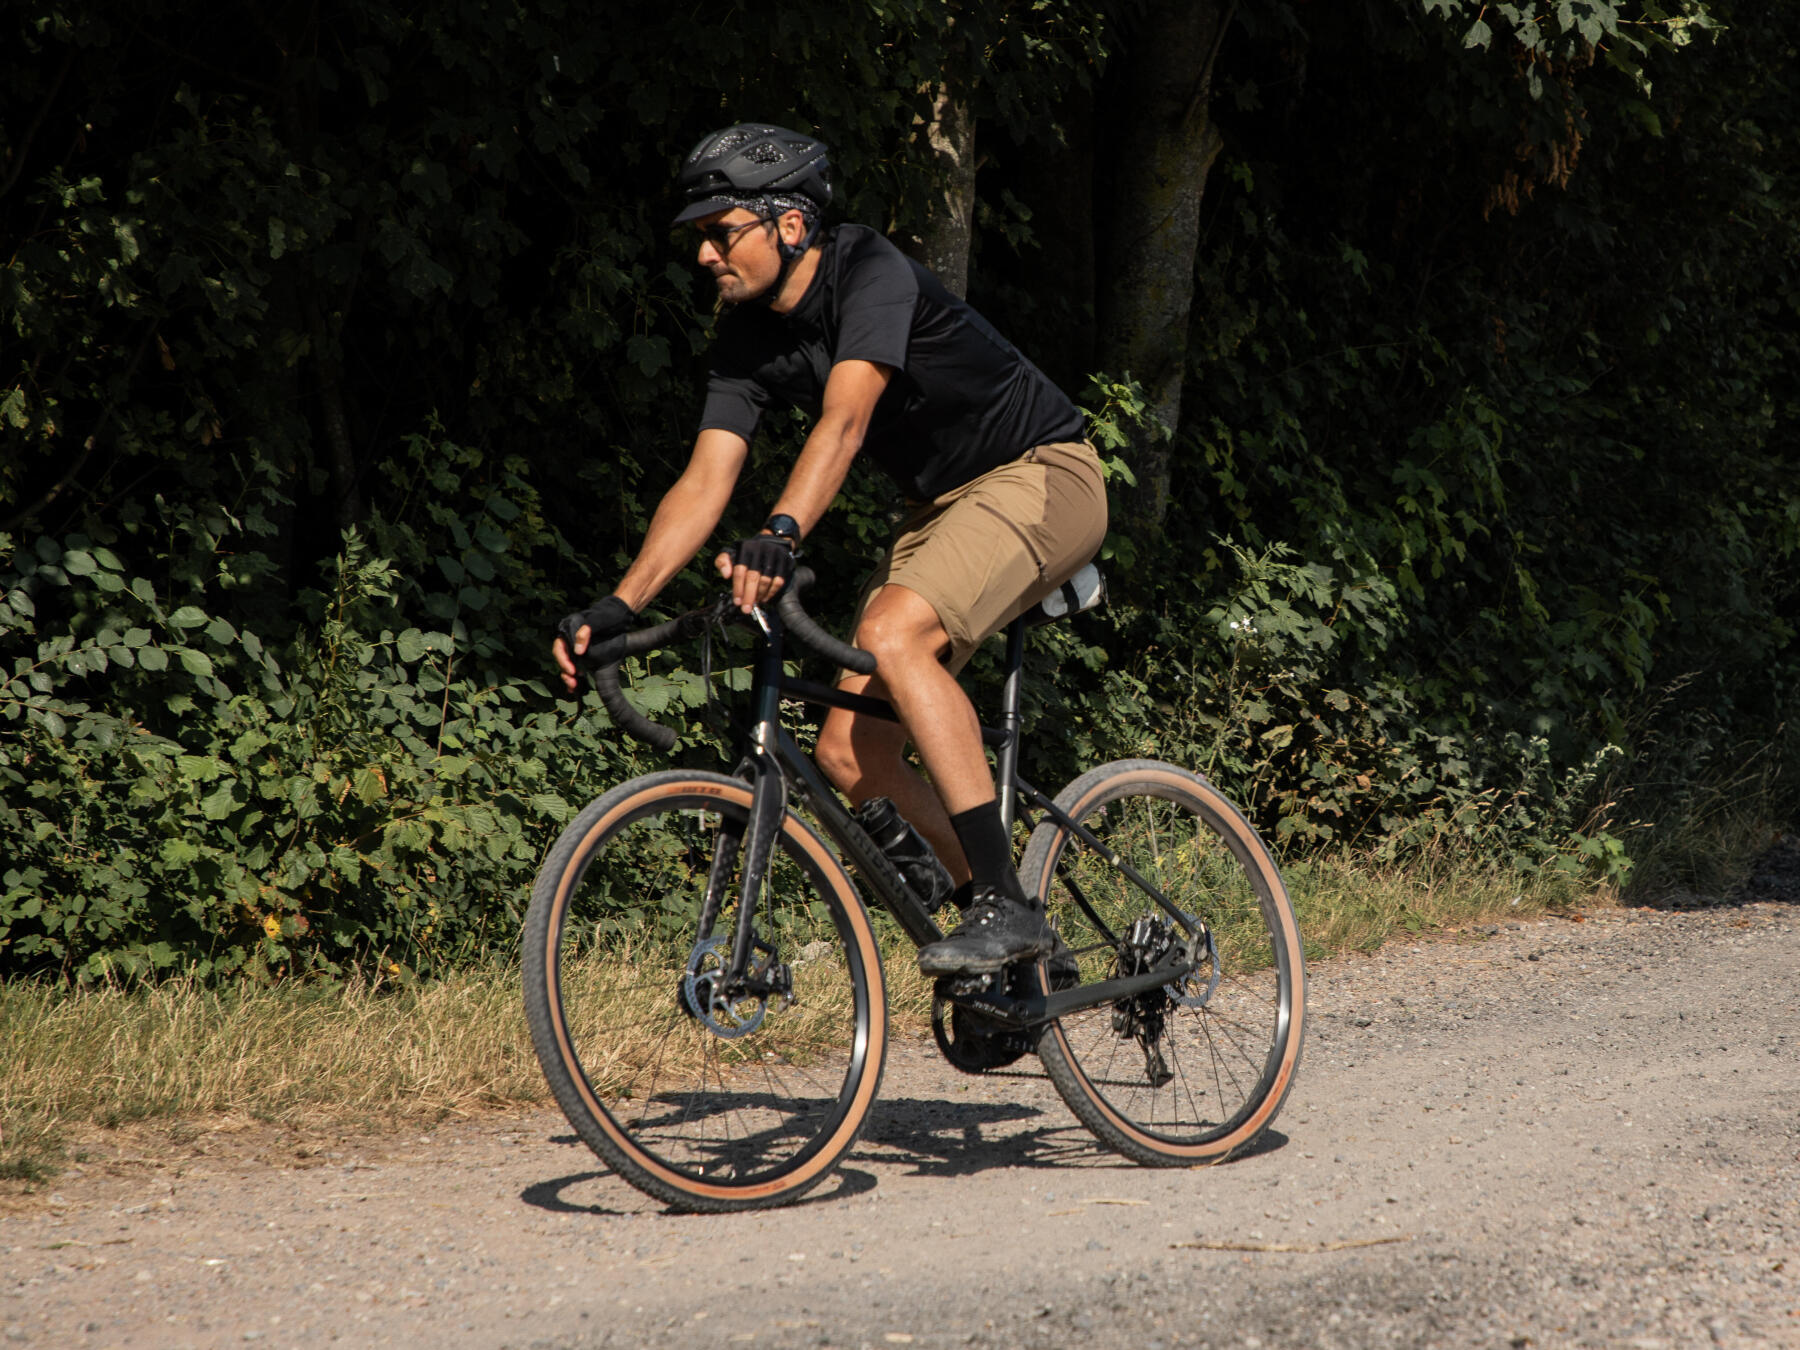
xmin=5 ymin=877 xmax=1796 ymax=1350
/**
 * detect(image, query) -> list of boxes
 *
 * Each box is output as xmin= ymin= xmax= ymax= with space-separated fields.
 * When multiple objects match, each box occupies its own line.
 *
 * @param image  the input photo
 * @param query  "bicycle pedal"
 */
xmin=946 ymin=972 xmax=997 ymax=998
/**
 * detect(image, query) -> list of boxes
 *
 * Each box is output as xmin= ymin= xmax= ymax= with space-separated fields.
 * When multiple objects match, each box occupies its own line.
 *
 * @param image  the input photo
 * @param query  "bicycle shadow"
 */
xmin=854 ymin=1085 xmax=1110 ymax=1177
xmin=523 ymin=1104 xmax=1290 ymax=1215
xmin=519 ymin=1090 xmax=1084 ymax=1215
xmin=857 ymin=1085 xmax=1292 ymax=1176
xmin=521 ymin=1163 xmax=878 ymax=1216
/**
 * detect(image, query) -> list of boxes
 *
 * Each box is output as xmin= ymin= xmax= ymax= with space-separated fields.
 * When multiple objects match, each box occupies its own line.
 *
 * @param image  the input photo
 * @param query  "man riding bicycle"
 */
xmin=552 ymin=123 xmax=1107 ymax=976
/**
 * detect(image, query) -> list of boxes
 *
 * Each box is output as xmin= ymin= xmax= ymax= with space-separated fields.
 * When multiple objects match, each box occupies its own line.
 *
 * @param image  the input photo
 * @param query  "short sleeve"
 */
xmin=832 ymin=235 xmax=917 ymax=371
xmin=699 ymin=371 xmax=765 ymax=440
xmin=698 ymin=315 xmax=770 ymax=439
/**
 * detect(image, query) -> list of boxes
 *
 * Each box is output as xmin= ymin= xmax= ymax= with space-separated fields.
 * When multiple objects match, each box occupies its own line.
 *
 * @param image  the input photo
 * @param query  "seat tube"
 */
xmin=996 ymin=619 xmax=1026 ymax=836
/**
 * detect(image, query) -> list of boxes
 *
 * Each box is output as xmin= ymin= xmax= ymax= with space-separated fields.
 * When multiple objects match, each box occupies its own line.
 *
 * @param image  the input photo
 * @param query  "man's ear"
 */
xmin=780 ymin=210 xmax=808 ymax=247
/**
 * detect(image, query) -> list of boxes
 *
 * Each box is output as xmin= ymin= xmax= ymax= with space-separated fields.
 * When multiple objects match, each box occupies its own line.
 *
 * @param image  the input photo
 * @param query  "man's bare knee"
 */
xmin=855 ymin=588 xmax=950 ymax=671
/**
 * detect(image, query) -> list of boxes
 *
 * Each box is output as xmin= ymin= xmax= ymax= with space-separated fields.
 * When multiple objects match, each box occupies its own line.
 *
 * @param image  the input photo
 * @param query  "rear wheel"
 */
xmin=1019 ymin=760 xmax=1305 ymax=1165
xmin=523 ymin=770 xmax=886 ymax=1211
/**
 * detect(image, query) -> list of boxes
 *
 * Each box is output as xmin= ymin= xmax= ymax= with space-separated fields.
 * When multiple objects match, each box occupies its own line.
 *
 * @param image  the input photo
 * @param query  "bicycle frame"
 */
xmin=701 ymin=600 xmax=1210 ymax=1030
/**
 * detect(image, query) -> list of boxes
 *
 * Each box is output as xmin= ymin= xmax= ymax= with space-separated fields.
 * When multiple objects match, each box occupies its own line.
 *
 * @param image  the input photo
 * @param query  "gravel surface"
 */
xmin=5 ymin=877 xmax=1797 ymax=1349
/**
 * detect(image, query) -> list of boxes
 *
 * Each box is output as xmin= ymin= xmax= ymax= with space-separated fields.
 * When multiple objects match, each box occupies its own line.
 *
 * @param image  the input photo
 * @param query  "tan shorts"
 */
xmin=852 ymin=440 xmax=1109 ymax=675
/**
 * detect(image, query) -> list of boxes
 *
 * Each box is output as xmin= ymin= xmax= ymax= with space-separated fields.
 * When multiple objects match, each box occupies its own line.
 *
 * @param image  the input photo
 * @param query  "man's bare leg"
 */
xmin=815 ymin=585 xmax=999 ymax=885
xmin=816 ymin=700 xmax=971 ymax=882
xmin=820 ymin=585 xmax=1055 ymax=973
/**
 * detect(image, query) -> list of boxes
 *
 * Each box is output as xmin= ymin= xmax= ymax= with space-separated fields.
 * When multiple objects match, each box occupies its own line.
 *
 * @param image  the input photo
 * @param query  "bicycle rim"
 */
xmin=1021 ymin=760 xmax=1305 ymax=1165
xmin=523 ymin=771 xmax=886 ymax=1211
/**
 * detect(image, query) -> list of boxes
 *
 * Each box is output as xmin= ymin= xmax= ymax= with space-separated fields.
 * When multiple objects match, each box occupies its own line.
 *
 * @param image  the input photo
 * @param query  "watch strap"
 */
xmin=763 ymin=513 xmax=802 ymax=549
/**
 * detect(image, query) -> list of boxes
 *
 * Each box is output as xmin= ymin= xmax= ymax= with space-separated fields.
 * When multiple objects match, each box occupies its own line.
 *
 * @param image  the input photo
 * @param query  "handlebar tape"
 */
xmin=587 ymin=569 xmax=875 ymax=751
xmin=780 ymin=568 xmax=877 ymax=675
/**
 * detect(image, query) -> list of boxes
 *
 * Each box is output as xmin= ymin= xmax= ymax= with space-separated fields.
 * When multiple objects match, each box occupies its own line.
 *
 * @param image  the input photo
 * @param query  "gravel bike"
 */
xmin=523 ymin=566 xmax=1306 ymax=1211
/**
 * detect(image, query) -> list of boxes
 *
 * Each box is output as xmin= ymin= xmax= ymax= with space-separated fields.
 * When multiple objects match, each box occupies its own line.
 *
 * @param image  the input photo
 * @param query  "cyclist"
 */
xmin=553 ymin=123 xmax=1107 ymax=976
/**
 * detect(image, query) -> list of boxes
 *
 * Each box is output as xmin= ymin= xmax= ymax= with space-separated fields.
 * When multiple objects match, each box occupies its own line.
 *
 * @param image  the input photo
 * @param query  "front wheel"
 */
xmin=523 ymin=770 xmax=887 ymax=1211
xmin=1020 ymin=760 xmax=1305 ymax=1165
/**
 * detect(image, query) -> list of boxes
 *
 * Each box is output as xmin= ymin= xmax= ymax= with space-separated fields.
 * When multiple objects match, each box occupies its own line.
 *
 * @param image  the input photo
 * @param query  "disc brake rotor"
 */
xmin=1165 ymin=913 xmax=1221 ymax=1009
xmin=681 ymin=936 xmax=767 ymax=1038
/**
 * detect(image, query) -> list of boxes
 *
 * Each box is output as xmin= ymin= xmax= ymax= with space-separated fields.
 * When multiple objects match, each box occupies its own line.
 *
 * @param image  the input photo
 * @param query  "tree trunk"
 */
xmin=912 ymin=80 xmax=978 ymax=298
xmin=1097 ymin=0 xmax=1235 ymax=532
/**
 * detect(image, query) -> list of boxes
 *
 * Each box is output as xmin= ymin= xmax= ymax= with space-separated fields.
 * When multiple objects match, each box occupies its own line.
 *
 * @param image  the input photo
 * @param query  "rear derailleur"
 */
xmin=1110 ymin=914 xmax=1200 ymax=1088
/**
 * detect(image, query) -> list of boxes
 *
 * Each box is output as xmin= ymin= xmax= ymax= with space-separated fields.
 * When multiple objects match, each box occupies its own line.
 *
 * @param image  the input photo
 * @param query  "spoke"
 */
xmin=1161 ymin=1020 xmax=1212 ymax=1130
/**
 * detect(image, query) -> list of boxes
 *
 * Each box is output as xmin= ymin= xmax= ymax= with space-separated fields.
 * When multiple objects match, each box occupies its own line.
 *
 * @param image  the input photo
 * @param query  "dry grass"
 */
xmin=1 ymin=852 xmax=1605 ymax=1183
xmin=1285 ymin=846 xmax=1602 ymax=957
xmin=0 ymin=969 xmax=546 ymax=1181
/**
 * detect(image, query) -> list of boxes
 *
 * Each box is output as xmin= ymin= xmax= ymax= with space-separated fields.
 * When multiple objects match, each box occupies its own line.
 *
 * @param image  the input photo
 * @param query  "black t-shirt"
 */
xmin=699 ymin=224 xmax=1085 ymax=501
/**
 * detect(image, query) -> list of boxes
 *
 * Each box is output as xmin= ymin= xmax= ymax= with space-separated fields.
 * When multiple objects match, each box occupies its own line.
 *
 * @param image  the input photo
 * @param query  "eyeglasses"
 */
xmin=696 ymin=217 xmax=770 ymax=253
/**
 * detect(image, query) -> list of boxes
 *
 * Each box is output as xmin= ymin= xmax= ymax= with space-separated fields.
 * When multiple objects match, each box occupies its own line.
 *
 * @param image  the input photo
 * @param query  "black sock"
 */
xmin=948 ymin=802 xmax=1027 ymax=905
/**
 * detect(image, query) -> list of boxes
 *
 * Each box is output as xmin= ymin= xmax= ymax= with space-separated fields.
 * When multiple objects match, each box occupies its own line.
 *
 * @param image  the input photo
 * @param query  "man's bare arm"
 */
xmin=616 ymin=427 xmax=751 ymax=611
xmin=553 ymin=428 xmax=748 ymax=691
xmin=721 ymin=359 xmax=894 ymax=610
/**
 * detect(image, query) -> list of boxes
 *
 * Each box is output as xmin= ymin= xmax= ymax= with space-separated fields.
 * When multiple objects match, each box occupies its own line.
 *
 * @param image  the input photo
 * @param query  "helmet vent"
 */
xmin=694 ymin=128 xmax=756 ymax=164
xmin=743 ymin=142 xmax=786 ymax=166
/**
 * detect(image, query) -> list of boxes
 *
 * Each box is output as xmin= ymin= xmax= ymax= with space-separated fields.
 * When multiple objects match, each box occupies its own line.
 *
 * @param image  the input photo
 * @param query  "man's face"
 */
xmin=693 ymin=208 xmax=799 ymax=304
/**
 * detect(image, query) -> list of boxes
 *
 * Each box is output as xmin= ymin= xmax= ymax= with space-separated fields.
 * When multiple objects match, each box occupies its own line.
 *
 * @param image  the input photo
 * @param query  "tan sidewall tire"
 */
xmin=1022 ymin=759 xmax=1305 ymax=1165
xmin=522 ymin=770 xmax=887 ymax=1211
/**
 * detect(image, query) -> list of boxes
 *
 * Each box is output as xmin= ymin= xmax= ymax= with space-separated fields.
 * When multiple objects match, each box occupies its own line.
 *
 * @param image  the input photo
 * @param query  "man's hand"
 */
xmin=716 ymin=535 xmax=796 ymax=613
xmin=553 ymin=596 xmax=636 ymax=693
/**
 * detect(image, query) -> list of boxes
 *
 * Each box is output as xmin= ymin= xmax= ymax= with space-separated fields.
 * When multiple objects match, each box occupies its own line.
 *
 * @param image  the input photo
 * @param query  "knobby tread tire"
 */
xmin=523 ymin=770 xmax=887 ymax=1212
xmin=1021 ymin=759 xmax=1306 ymax=1167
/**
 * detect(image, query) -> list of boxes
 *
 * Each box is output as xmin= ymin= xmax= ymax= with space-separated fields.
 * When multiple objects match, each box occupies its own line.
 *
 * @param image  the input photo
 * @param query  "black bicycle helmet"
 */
xmin=672 ymin=123 xmax=833 ymax=226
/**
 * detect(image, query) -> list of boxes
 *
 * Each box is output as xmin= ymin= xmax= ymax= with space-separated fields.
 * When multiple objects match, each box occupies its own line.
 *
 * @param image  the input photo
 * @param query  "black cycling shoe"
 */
xmin=917 ymin=885 xmax=1056 ymax=976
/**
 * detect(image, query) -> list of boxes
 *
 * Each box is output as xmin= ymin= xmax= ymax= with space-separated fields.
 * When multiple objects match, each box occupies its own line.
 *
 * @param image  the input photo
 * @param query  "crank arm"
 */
xmin=947 ymin=959 xmax=1201 ymax=1029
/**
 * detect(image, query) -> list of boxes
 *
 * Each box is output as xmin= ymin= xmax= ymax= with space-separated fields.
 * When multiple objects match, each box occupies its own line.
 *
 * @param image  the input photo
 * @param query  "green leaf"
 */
xmin=200 ymin=783 xmax=238 ymax=821
xmin=168 ymin=607 xmax=208 ymax=628
xmin=177 ymin=648 xmax=214 ymax=678
xmin=61 ymin=550 xmax=97 ymax=577
xmin=177 ymin=754 xmax=224 ymax=781
xmin=530 ymin=792 xmax=573 ymax=824
xmin=626 ymin=334 xmax=670 ymax=377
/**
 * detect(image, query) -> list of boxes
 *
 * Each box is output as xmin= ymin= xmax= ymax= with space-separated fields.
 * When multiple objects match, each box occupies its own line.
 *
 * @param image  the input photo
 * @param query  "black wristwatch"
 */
xmin=762 ymin=513 xmax=802 ymax=550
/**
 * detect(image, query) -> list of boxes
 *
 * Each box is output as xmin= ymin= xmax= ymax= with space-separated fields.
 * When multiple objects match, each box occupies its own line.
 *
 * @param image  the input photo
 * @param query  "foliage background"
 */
xmin=3 ymin=0 xmax=1794 ymax=981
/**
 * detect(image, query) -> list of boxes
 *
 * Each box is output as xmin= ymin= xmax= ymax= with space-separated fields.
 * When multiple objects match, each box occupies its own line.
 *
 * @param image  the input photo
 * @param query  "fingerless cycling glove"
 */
xmin=731 ymin=534 xmax=797 ymax=582
xmin=557 ymin=595 xmax=636 ymax=664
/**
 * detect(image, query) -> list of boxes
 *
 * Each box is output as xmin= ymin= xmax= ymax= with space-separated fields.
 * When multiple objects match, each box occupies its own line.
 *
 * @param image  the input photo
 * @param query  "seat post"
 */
xmin=995 ymin=618 xmax=1027 ymax=834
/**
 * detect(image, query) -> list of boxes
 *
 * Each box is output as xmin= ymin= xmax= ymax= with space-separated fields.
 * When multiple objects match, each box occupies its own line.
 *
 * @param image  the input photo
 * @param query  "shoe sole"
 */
xmin=917 ymin=938 xmax=1056 ymax=978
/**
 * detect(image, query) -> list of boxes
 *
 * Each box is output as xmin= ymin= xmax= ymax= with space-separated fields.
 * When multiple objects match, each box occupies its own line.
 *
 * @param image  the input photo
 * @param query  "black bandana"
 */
xmin=714 ymin=191 xmax=819 ymax=229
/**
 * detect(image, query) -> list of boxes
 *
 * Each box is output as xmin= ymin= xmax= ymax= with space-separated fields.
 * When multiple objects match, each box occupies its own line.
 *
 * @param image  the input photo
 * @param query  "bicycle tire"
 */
xmin=1019 ymin=759 xmax=1305 ymax=1165
xmin=523 ymin=770 xmax=887 ymax=1212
